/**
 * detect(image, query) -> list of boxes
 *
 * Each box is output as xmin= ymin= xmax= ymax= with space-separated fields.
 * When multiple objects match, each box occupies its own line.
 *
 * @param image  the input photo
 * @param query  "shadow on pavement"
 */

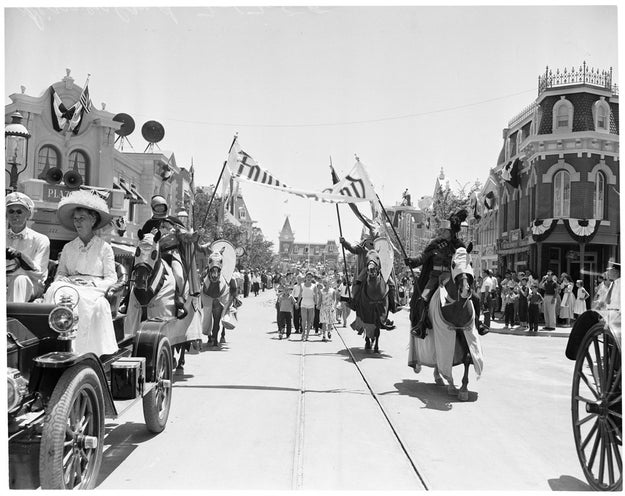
xmin=390 ymin=379 xmax=478 ymax=411
xmin=98 ymin=421 xmax=158 ymax=487
xmin=548 ymin=475 xmax=591 ymax=491
xmin=336 ymin=346 xmax=393 ymax=362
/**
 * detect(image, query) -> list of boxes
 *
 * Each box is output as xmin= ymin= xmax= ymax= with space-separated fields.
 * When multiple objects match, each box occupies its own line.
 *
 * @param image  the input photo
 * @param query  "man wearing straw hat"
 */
xmin=6 ymin=191 xmax=50 ymax=302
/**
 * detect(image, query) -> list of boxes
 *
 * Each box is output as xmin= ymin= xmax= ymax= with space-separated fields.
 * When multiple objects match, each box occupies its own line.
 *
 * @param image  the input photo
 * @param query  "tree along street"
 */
xmin=96 ymin=289 xmax=591 ymax=491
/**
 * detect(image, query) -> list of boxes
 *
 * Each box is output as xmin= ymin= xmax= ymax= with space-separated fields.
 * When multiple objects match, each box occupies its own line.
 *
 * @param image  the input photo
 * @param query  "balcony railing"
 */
xmin=538 ymin=61 xmax=618 ymax=97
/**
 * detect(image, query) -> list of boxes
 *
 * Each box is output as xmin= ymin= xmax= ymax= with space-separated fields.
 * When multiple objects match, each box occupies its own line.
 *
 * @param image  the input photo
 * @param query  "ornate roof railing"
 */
xmin=538 ymin=61 xmax=618 ymax=97
xmin=508 ymin=102 xmax=538 ymax=128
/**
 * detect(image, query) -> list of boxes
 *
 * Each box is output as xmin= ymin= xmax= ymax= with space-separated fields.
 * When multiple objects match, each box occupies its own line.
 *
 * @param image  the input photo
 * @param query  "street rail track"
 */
xmin=292 ymin=323 xmax=429 ymax=490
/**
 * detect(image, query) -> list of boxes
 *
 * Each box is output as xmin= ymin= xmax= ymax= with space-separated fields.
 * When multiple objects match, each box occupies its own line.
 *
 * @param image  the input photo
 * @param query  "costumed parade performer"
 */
xmin=405 ymin=209 xmax=469 ymax=338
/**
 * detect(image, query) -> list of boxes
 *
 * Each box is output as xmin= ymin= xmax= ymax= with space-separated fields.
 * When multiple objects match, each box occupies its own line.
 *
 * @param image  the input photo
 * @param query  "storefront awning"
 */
xmin=113 ymin=178 xmax=134 ymax=200
xmin=129 ymin=183 xmax=147 ymax=205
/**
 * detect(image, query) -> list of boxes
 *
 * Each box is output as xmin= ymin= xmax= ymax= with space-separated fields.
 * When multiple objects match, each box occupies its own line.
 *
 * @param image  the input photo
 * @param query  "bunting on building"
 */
xmin=531 ymin=218 xmax=558 ymax=242
xmin=563 ymin=218 xmax=601 ymax=244
xmin=501 ymin=158 xmax=521 ymax=188
xmin=49 ymin=77 xmax=93 ymax=135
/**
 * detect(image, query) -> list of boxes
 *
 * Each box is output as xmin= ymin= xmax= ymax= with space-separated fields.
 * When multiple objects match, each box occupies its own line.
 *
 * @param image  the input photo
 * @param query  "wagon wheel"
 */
xmin=572 ymin=322 xmax=622 ymax=491
xmin=143 ymin=337 xmax=173 ymax=433
xmin=39 ymin=365 xmax=105 ymax=489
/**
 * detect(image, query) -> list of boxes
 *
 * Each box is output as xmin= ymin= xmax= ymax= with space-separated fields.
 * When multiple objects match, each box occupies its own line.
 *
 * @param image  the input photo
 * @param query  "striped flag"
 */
xmin=79 ymin=84 xmax=93 ymax=113
xmin=225 ymin=140 xmax=377 ymax=203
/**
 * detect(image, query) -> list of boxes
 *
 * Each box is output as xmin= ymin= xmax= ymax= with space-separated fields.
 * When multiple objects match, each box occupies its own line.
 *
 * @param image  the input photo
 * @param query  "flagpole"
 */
xmin=330 ymin=158 xmax=352 ymax=299
xmin=200 ymin=133 xmax=238 ymax=229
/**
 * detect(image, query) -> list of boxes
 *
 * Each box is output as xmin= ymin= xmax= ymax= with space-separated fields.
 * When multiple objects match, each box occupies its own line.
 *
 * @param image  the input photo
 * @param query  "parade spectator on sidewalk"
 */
xmin=243 ymin=270 xmax=250 ymax=298
xmin=527 ymin=283 xmax=544 ymax=333
xmin=6 ymin=192 xmax=50 ymax=303
xmin=573 ymin=279 xmax=589 ymax=318
xmin=275 ymin=286 xmax=296 ymax=339
xmin=541 ymin=271 xmax=558 ymax=330
xmin=518 ymin=277 xmax=529 ymax=329
xmin=251 ymin=271 xmax=260 ymax=296
xmin=559 ymin=273 xmax=575 ymax=327
xmin=502 ymin=284 xmax=517 ymax=329
xmin=480 ymin=269 xmax=498 ymax=320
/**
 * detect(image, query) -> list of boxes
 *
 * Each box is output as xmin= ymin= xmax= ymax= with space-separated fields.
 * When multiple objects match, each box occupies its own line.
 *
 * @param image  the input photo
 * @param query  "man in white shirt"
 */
xmin=480 ymin=269 xmax=498 ymax=318
xmin=6 ymin=192 xmax=50 ymax=302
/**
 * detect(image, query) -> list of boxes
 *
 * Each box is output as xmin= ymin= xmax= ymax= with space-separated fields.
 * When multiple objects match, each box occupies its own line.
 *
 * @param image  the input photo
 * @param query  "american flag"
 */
xmin=79 ymin=84 xmax=93 ymax=113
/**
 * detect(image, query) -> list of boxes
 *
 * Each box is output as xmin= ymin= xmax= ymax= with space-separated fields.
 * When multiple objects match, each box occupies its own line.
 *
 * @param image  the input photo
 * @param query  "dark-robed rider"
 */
xmin=405 ymin=209 xmax=468 ymax=338
xmin=340 ymin=230 xmax=398 ymax=328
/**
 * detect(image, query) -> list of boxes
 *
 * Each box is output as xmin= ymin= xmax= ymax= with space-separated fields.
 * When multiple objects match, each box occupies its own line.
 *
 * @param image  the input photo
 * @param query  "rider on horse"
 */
xmin=404 ymin=209 xmax=468 ymax=338
xmin=340 ymin=230 xmax=398 ymax=327
xmin=141 ymin=195 xmax=189 ymax=318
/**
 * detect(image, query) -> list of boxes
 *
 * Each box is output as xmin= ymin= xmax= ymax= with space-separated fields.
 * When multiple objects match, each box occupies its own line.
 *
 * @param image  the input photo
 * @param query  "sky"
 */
xmin=3 ymin=2 xmax=620 ymax=250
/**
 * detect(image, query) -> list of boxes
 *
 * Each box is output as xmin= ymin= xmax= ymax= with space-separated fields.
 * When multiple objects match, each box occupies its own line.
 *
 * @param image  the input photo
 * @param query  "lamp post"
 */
xmin=5 ymin=111 xmax=31 ymax=193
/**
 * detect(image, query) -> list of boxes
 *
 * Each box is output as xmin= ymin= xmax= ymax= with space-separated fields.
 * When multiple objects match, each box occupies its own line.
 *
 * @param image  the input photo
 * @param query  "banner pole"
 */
xmin=330 ymin=158 xmax=352 ymax=300
xmin=200 ymin=133 xmax=238 ymax=229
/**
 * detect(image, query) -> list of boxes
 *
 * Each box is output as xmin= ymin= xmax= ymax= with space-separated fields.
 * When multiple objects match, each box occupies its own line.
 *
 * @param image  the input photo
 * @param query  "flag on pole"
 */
xmin=226 ymin=140 xmax=375 ymax=203
xmin=79 ymin=84 xmax=93 ymax=113
xmin=48 ymin=77 xmax=93 ymax=135
xmin=501 ymin=158 xmax=521 ymax=188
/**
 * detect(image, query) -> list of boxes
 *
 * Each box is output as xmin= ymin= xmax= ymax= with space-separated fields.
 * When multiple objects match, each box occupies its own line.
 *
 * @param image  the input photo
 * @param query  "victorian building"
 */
xmin=5 ymin=69 xmax=195 ymax=264
xmin=278 ymin=216 xmax=339 ymax=271
xmin=488 ymin=62 xmax=619 ymax=291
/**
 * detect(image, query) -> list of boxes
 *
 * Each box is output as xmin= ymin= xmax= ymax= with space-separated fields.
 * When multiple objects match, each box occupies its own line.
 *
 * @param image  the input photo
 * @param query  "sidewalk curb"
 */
xmin=487 ymin=328 xmax=569 ymax=338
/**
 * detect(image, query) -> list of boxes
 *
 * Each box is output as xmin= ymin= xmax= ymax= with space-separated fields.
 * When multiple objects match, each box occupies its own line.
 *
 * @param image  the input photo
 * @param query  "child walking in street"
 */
xmin=319 ymin=278 xmax=337 ymax=342
xmin=275 ymin=286 xmax=296 ymax=340
xmin=527 ymin=283 xmax=544 ymax=333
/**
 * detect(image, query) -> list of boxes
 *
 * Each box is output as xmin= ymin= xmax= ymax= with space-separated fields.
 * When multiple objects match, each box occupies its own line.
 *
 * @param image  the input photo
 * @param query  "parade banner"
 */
xmin=226 ymin=140 xmax=377 ymax=204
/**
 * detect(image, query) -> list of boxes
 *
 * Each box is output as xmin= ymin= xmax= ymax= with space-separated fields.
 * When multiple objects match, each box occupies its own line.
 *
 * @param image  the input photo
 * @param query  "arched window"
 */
xmin=593 ymin=98 xmax=610 ymax=133
xmin=553 ymin=170 xmax=571 ymax=218
xmin=68 ymin=150 xmax=89 ymax=185
xmin=593 ymin=172 xmax=605 ymax=219
xmin=36 ymin=145 xmax=60 ymax=179
xmin=552 ymin=97 xmax=573 ymax=133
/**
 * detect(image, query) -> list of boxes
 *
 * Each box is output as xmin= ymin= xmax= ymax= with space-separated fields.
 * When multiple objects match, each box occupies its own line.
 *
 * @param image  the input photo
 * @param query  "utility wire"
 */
xmin=131 ymin=88 xmax=536 ymax=129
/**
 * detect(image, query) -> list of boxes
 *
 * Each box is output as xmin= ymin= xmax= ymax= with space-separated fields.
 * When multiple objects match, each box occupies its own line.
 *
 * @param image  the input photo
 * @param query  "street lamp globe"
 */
xmin=5 ymin=111 xmax=31 ymax=192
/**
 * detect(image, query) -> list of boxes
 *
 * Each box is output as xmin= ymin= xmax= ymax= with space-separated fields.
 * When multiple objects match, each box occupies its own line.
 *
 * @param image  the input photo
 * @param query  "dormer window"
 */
xmin=593 ymin=98 xmax=610 ymax=133
xmin=553 ymin=96 xmax=573 ymax=133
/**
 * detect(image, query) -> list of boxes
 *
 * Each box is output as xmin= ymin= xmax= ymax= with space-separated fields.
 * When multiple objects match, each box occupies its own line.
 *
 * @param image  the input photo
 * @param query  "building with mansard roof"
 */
xmin=488 ymin=62 xmax=619 ymax=292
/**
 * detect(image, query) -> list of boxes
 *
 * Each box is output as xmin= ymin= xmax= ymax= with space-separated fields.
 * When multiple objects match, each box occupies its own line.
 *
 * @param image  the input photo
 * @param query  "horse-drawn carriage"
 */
xmin=7 ymin=229 xmax=205 ymax=489
xmin=564 ymin=276 xmax=621 ymax=491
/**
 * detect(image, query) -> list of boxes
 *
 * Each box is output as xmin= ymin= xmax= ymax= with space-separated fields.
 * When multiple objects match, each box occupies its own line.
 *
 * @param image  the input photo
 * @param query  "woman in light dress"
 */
xmin=318 ymin=278 xmax=337 ymax=342
xmin=44 ymin=190 xmax=118 ymax=356
xmin=573 ymin=279 xmax=589 ymax=318
xmin=559 ymin=273 xmax=575 ymax=327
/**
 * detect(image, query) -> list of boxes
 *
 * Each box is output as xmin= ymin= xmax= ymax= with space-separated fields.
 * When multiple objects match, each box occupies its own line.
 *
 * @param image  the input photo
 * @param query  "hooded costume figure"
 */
xmin=405 ymin=209 xmax=468 ymax=338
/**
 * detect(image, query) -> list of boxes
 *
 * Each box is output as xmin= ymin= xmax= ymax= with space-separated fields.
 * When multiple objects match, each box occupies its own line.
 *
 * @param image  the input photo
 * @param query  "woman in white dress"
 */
xmin=558 ymin=273 xmax=575 ymax=327
xmin=44 ymin=190 xmax=118 ymax=356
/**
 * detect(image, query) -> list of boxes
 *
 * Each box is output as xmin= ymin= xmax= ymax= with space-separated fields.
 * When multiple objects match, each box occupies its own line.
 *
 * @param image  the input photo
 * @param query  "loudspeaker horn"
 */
xmin=44 ymin=167 xmax=64 ymax=185
xmin=63 ymin=170 xmax=83 ymax=190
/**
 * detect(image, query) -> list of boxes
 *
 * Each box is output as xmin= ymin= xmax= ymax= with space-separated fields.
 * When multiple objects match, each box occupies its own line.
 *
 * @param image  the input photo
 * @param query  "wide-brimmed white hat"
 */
xmin=57 ymin=190 xmax=113 ymax=231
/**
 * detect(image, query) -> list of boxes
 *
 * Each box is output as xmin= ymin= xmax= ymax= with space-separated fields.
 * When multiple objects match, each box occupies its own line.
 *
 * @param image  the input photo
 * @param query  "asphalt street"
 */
xmin=96 ymin=288 xmax=592 ymax=491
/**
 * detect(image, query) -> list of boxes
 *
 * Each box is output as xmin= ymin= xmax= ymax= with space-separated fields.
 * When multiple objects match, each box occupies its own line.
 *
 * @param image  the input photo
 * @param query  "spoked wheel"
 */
xmin=39 ymin=365 xmax=105 ymax=489
xmin=572 ymin=323 xmax=622 ymax=491
xmin=143 ymin=337 xmax=173 ymax=433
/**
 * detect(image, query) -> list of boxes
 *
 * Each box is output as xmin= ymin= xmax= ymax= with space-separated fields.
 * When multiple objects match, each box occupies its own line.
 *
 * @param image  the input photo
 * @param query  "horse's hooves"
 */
xmin=220 ymin=337 xmax=226 ymax=343
xmin=373 ymin=348 xmax=380 ymax=353
xmin=435 ymin=378 xmax=445 ymax=386
xmin=175 ymin=366 xmax=184 ymax=374
xmin=459 ymin=391 xmax=469 ymax=401
xmin=413 ymin=364 xmax=422 ymax=374
xmin=447 ymin=385 xmax=459 ymax=395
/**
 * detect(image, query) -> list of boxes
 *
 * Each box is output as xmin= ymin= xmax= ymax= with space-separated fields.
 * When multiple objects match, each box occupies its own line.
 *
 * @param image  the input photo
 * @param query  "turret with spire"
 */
xmin=279 ymin=216 xmax=295 ymax=254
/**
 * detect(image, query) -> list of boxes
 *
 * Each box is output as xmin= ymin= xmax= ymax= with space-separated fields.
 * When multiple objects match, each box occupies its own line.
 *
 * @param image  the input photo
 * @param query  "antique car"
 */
xmin=7 ymin=264 xmax=174 ymax=490
xmin=565 ymin=277 xmax=621 ymax=491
